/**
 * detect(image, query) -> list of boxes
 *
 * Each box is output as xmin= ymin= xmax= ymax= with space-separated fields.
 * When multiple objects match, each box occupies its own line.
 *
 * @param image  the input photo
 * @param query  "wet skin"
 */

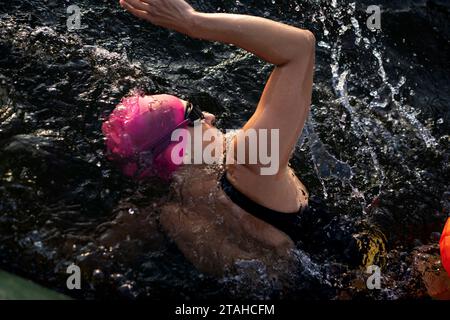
xmin=121 ymin=0 xmax=315 ymax=276
xmin=138 ymin=95 xmax=298 ymax=276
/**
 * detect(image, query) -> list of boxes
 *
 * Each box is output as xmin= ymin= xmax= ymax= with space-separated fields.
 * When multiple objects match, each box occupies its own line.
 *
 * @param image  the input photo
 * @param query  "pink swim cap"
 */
xmin=102 ymin=93 xmax=188 ymax=180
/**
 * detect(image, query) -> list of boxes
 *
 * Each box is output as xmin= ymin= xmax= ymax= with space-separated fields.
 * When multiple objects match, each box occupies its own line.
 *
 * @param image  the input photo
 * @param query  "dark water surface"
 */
xmin=0 ymin=0 xmax=449 ymax=299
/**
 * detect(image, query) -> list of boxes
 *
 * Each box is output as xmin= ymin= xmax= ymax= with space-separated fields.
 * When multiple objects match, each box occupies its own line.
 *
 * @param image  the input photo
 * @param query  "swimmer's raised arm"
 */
xmin=120 ymin=0 xmax=315 ymax=173
xmin=119 ymin=0 xmax=315 ymax=66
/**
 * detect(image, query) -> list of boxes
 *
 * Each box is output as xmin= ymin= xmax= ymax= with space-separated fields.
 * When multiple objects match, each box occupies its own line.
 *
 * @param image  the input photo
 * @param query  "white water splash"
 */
xmin=372 ymin=49 xmax=437 ymax=148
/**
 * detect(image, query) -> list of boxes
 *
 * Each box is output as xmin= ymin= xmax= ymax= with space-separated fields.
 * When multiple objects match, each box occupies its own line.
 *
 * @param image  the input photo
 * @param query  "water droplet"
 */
xmin=34 ymin=241 xmax=43 ymax=248
xmin=318 ymin=41 xmax=330 ymax=49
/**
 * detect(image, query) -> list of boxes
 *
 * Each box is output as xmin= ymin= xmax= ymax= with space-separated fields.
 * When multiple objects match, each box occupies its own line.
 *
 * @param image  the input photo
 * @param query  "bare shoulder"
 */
xmin=159 ymin=165 xmax=297 ymax=277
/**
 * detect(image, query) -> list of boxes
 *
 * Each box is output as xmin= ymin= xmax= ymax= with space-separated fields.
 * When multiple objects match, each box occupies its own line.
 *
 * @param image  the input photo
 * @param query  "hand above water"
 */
xmin=119 ymin=0 xmax=196 ymax=34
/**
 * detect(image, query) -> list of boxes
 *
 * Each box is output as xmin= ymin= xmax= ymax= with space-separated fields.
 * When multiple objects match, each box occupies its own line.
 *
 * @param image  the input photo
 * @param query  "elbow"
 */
xmin=292 ymin=29 xmax=315 ymax=60
xmin=304 ymin=30 xmax=316 ymax=50
xmin=299 ymin=29 xmax=316 ymax=54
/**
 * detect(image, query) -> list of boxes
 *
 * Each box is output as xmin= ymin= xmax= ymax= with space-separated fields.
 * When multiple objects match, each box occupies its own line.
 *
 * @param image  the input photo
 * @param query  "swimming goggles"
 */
xmin=184 ymin=101 xmax=205 ymax=127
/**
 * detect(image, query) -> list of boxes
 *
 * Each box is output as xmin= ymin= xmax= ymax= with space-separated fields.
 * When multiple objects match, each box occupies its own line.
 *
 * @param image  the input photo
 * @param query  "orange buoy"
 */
xmin=440 ymin=218 xmax=450 ymax=277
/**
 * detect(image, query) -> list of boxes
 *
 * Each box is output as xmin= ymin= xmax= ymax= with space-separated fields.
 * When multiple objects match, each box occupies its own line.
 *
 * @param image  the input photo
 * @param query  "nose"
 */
xmin=203 ymin=112 xmax=216 ymax=126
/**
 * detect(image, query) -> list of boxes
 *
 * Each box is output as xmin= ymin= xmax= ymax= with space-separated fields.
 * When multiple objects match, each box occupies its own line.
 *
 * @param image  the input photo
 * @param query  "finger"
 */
xmin=121 ymin=0 xmax=148 ymax=12
xmin=120 ymin=0 xmax=150 ymax=20
xmin=140 ymin=0 xmax=156 ymax=5
xmin=124 ymin=0 xmax=151 ymax=12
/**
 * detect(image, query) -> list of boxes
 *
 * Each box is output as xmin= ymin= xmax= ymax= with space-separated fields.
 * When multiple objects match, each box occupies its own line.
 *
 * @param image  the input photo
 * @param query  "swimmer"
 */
xmin=104 ymin=0 xmax=315 ymax=276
